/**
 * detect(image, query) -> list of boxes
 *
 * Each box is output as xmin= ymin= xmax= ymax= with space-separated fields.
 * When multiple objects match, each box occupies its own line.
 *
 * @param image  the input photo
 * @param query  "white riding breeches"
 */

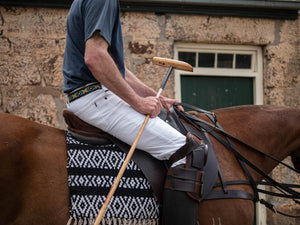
xmin=66 ymin=86 xmax=186 ymax=166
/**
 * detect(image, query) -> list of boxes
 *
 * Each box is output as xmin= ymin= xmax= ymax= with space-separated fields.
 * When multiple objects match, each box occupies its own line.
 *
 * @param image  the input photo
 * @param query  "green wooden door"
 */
xmin=181 ymin=75 xmax=253 ymax=110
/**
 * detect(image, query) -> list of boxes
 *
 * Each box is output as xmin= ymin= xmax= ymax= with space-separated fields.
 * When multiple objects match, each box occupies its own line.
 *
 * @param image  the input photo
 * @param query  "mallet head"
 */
xmin=152 ymin=57 xmax=193 ymax=72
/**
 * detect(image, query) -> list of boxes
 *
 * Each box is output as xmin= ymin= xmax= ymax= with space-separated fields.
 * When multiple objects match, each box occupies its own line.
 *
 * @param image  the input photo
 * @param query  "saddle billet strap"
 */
xmin=165 ymin=166 xmax=204 ymax=199
xmin=167 ymin=166 xmax=203 ymax=182
xmin=164 ymin=176 xmax=202 ymax=196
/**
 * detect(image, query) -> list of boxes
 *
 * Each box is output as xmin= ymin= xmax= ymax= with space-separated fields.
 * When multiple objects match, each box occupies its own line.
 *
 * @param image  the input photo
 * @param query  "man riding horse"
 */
xmin=63 ymin=0 xmax=207 ymax=224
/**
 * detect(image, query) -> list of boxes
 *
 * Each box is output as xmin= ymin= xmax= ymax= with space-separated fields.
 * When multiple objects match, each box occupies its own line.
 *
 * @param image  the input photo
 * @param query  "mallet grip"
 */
xmin=152 ymin=57 xmax=193 ymax=72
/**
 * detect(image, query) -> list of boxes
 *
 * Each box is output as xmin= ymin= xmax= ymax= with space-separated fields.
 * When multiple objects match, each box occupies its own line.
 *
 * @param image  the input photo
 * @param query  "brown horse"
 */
xmin=0 ymin=105 xmax=300 ymax=225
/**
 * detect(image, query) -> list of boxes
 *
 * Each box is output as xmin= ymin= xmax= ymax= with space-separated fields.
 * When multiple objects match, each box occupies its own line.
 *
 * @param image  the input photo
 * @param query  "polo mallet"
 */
xmin=93 ymin=57 xmax=193 ymax=225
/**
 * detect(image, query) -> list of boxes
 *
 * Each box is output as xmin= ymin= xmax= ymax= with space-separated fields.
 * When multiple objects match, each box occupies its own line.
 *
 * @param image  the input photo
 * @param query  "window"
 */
xmin=174 ymin=43 xmax=263 ymax=110
xmin=177 ymin=48 xmax=254 ymax=70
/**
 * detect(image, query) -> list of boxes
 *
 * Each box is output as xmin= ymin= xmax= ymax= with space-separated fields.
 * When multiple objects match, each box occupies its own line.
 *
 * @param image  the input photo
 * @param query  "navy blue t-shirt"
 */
xmin=63 ymin=0 xmax=125 ymax=93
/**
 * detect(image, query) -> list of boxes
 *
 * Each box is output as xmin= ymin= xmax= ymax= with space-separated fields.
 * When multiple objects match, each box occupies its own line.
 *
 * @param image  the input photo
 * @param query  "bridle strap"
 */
xmin=173 ymin=104 xmax=300 ymax=198
xmin=174 ymin=103 xmax=300 ymax=174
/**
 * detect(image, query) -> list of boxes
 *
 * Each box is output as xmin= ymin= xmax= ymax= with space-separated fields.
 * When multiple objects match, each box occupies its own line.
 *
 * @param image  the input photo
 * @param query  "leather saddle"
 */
xmin=63 ymin=108 xmax=219 ymax=202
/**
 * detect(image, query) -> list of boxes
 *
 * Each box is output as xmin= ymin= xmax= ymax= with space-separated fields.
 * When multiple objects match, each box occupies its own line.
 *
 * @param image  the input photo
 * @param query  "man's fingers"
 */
xmin=176 ymin=104 xmax=184 ymax=112
xmin=137 ymin=96 xmax=163 ymax=118
xmin=149 ymin=98 xmax=163 ymax=118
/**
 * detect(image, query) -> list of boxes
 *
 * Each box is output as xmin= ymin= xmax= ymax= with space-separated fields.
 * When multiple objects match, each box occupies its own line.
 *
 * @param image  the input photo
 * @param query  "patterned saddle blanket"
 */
xmin=66 ymin=131 xmax=160 ymax=225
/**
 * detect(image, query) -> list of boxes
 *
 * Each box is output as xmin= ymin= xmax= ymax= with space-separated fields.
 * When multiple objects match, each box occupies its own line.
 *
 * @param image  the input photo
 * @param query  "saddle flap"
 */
xmin=111 ymin=136 xmax=167 ymax=202
xmin=201 ymin=142 xmax=219 ymax=200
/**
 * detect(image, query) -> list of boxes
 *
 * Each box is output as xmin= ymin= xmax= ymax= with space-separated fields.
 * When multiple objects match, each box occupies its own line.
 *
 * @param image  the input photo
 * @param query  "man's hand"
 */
xmin=160 ymin=96 xmax=184 ymax=112
xmin=133 ymin=96 xmax=163 ymax=118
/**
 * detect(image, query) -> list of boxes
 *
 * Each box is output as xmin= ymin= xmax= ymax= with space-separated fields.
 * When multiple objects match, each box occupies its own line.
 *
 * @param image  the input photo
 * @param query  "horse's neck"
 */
xmin=210 ymin=105 xmax=300 ymax=179
xmin=253 ymin=106 xmax=300 ymax=162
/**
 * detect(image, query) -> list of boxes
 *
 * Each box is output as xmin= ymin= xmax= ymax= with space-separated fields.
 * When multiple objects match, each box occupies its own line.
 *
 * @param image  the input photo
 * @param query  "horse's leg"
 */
xmin=0 ymin=116 xmax=70 ymax=225
xmin=197 ymin=199 xmax=254 ymax=225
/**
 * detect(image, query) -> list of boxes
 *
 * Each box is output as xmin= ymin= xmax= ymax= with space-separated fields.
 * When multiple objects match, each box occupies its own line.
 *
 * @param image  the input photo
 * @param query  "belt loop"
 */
xmin=66 ymin=95 xmax=70 ymax=106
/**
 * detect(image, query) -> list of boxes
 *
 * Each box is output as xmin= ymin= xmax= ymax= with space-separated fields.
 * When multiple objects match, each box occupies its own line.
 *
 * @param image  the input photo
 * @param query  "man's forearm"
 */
xmin=125 ymin=68 xmax=157 ymax=97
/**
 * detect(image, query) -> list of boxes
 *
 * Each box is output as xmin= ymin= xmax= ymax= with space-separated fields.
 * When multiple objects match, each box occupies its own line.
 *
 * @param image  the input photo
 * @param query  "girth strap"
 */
xmin=205 ymin=190 xmax=253 ymax=200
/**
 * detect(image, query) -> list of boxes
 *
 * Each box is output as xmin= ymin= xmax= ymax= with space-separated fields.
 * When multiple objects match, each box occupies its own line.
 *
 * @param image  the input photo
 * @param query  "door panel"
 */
xmin=181 ymin=75 xmax=253 ymax=110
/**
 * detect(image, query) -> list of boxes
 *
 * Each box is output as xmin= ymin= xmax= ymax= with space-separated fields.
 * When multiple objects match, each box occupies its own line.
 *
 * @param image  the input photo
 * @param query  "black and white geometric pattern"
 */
xmin=66 ymin=131 xmax=160 ymax=223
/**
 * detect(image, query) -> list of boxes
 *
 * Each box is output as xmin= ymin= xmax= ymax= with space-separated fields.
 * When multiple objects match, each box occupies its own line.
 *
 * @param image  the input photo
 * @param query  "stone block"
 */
xmin=0 ymin=36 xmax=10 ymax=53
xmin=39 ymin=54 xmax=64 ymax=87
xmin=1 ymin=7 xmax=67 ymax=39
xmin=14 ymin=94 xmax=60 ymax=128
xmin=121 ymin=12 xmax=161 ymax=40
xmin=165 ymin=15 xmax=275 ymax=44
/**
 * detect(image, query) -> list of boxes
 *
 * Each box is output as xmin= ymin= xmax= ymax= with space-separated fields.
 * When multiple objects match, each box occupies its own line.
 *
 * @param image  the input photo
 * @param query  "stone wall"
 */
xmin=1 ymin=7 xmax=299 ymax=127
xmin=0 ymin=5 xmax=299 ymax=224
xmin=0 ymin=7 xmax=67 ymax=128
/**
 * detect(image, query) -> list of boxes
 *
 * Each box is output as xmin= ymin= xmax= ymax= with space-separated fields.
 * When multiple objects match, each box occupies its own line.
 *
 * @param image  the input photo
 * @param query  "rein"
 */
xmin=172 ymin=103 xmax=300 ymax=218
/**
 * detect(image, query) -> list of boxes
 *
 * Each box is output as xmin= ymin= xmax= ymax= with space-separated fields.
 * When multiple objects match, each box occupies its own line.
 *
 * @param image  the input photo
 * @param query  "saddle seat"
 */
xmin=63 ymin=109 xmax=112 ymax=145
